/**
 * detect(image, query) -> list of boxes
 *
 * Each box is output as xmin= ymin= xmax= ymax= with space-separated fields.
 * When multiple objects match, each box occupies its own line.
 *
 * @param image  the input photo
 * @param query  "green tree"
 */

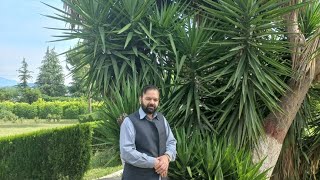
xmin=19 ymin=88 xmax=42 ymax=104
xmin=36 ymin=47 xmax=66 ymax=97
xmin=50 ymin=0 xmax=320 ymax=179
xmin=0 ymin=87 xmax=19 ymax=102
xmin=66 ymin=42 xmax=89 ymax=97
xmin=17 ymin=58 xmax=32 ymax=89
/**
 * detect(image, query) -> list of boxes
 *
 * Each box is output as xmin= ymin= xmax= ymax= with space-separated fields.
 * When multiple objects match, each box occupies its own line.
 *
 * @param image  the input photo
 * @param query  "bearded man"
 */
xmin=120 ymin=85 xmax=177 ymax=180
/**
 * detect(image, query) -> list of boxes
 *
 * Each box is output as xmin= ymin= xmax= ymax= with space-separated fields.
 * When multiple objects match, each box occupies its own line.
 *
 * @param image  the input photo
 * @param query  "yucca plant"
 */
xmin=169 ymin=128 xmax=268 ymax=180
xmin=49 ymin=0 xmax=320 ymax=178
xmin=93 ymin=74 xmax=144 ymax=164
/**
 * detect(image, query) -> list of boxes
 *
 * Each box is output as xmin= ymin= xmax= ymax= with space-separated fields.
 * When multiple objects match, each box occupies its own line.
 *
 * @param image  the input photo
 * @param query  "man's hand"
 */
xmin=154 ymin=158 xmax=160 ymax=168
xmin=155 ymin=155 xmax=170 ymax=177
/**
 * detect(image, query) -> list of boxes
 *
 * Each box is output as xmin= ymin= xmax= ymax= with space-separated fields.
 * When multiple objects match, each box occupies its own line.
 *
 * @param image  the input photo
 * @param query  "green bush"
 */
xmin=0 ymin=109 xmax=18 ymax=122
xmin=78 ymin=103 xmax=88 ymax=115
xmin=0 ymin=87 xmax=19 ymax=102
xmin=0 ymin=100 xmax=98 ymax=120
xmin=169 ymin=128 xmax=268 ymax=180
xmin=13 ymin=103 xmax=37 ymax=119
xmin=46 ymin=114 xmax=62 ymax=122
xmin=64 ymin=105 xmax=80 ymax=119
xmin=0 ymin=101 xmax=14 ymax=112
xmin=38 ymin=102 xmax=63 ymax=119
xmin=19 ymin=88 xmax=42 ymax=104
xmin=78 ymin=112 xmax=101 ymax=123
xmin=41 ymin=95 xmax=78 ymax=102
xmin=0 ymin=123 xmax=92 ymax=179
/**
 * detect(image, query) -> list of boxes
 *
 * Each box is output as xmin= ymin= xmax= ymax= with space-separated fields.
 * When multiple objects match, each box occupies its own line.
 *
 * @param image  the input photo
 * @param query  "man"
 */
xmin=120 ymin=85 xmax=177 ymax=180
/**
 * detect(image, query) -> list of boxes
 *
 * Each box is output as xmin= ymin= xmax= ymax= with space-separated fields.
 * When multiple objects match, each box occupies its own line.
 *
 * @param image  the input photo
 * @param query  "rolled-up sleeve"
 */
xmin=120 ymin=117 xmax=156 ymax=168
xmin=164 ymin=117 xmax=177 ymax=161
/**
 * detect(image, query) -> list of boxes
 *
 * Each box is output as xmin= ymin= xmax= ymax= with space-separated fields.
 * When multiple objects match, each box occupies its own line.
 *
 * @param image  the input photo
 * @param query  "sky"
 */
xmin=0 ymin=0 xmax=77 ymax=85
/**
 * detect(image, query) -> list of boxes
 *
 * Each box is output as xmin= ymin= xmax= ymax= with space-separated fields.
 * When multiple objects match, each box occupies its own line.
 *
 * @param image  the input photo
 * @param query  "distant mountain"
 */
xmin=0 ymin=77 xmax=18 ymax=87
xmin=28 ymin=82 xmax=36 ymax=87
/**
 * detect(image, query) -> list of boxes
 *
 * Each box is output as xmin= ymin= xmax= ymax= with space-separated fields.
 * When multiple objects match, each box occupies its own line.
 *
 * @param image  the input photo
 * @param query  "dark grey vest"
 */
xmin=122 ymin=111 xmax=168 ymax=180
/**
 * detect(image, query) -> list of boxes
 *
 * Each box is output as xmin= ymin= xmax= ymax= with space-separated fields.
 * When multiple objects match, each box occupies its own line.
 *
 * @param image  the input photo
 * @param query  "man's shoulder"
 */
xmin=127 ymin=111 xmax=140 ymax=121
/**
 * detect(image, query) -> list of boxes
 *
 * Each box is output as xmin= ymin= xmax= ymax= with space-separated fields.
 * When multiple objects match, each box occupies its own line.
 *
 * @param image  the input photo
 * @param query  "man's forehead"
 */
xmin=142 ymin=89 xmax=159 ymax=97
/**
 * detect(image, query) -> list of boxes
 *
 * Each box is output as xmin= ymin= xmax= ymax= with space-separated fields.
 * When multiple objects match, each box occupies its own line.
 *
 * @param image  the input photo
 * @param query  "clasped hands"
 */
xmin=154 ymin=155 xmax=170 ymax=177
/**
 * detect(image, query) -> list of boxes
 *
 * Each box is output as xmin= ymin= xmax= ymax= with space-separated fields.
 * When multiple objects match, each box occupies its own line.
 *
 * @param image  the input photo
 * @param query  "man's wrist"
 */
xmin=164 ymin=153 xmax=171 ymax=162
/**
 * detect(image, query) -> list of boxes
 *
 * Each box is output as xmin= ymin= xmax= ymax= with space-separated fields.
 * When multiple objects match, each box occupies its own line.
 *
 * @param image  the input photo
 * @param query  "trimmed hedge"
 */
xmin=38 ymin=102 xmax=64 ymax=119
xmin=0 ymin=123 xmax=92 ymax=179
xmin=0 ymin=99 xmax=102 ymax=119
xmin=64 ymin=105 xmax=81 ymax=119
xmin=13 ymin=103 xmax=37 ymax=119
xmin=78 ymin=112 xmax=101 ymax=123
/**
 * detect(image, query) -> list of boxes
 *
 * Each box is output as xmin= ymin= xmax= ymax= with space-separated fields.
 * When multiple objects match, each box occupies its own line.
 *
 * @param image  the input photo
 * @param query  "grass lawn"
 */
xmin=0 ymin=119 xmax=78 ymax=137
xmin=83 ymin=165 xmax=123 ymax=180
xmin=83 ymin=150 xmax=123 ymax=180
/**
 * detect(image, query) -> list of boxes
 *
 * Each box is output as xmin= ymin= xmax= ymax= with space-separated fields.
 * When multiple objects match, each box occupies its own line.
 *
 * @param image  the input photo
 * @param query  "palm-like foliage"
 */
xmin=170 ymin=128 xmax=268 ymax=179
xmin=198 ymin=0 xmax=297 ymax=148
xmin=49 ymin=0 xmax=320 ymax=178
xmin=45 ymin=0 xmax=166 ymax=95
xmin=94 ymin=77 xmax=141 ymax=164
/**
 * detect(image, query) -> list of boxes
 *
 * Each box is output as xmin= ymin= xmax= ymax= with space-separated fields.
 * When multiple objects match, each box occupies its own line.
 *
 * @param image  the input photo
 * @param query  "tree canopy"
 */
xmin=36 ymin=47 xmax=66 ymax=97
xmin=50 ymin=0 xmax=320 ymax=178
xmin=18 ymin=58 xmax=32 ymax=89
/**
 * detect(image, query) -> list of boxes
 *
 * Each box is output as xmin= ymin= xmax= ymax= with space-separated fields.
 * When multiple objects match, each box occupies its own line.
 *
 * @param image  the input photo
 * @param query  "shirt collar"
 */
xmin=139 ymin=107 xmax=158 ymax=120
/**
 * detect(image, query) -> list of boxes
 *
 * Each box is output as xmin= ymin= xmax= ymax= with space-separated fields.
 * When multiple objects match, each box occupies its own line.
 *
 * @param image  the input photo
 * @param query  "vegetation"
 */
xmin=17 ymin=58 xmax=32 ymax=89
xmin=0 ymin=98 xmax=99 ymax=120
xmin=47 ymin=0 xmax=320 ymax=179
xmin=83 ymin=150 xmax=122 ymax=180
xmin=36 ymin=47 xmax=66 ymax=97
xmin=0 ymin=119 xmax=122 ymax=179
xmin=0 ymin=119 xmax=77 ymax=137
xmin=66 ymin=42 xmax=89 ymax=97
xmin=0 ymin=123 xmax=92 ymax=179
xmin=0 ymin=87 xmax=19 ymax=102
xmin=0 ymin=110 xmax=18 ymax=123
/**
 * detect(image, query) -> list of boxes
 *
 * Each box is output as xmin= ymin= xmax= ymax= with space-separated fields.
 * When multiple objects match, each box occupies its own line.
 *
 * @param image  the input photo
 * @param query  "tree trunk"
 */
xmin=88 ymin=90 xmax=92 ymax=113
xmin=253 ymin=76 xmax=313 ymax=178
xmin=253 ymin=1 xmax=320 ymax=178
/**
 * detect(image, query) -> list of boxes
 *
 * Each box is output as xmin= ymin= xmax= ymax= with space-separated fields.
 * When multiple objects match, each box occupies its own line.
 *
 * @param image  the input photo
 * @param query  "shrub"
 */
xmin=78 ymin=112 xmax=101 ymax=123
xmin=19 ymin=88 xmax=42 ymax=104
xmin=13 ymin=103 xmax=37 ymax=119
xmin=0 ymin=109 xmax=18 ymax=122
xmin=38 ymin=102 xmax=63 ymax=119
xmin=41 ymin=95 xmax=78 ymax=102
xmin=64 ymin=105 xmax=80 ymax=119
xmin=78 ymin=103 xmax=88 ymax=115
xmin=0 ymin=87 xmax=19 ymax=102
xmin=0 ymin=101 xmax=15 ymax=112
xmin=46 ymin=114 xmax=62 ymax=122
xmin=0 ymin=99 xmax=99 ymax=120
xmin=168 ymin=128 xmax=268 ymax=180
xmin=0 ymin=123 xmax=92 ymax=179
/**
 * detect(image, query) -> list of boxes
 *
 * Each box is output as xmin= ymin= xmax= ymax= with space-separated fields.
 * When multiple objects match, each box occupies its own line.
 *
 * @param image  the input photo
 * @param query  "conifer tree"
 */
xmin=36 ymin=47 xmax=66 ymax=97
xmin=18 ymin=58 xmax=32 ymax=89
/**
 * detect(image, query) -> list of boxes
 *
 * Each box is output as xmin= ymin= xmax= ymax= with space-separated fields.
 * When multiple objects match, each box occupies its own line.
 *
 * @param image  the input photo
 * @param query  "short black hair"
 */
xmin=141 ymin=85 xmax=160 ymax=97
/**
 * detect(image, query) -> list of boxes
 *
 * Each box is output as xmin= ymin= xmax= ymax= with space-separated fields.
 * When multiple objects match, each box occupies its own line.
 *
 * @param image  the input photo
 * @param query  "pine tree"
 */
xmin=36 ymin=47 xmax=66 ymax=97
xmin=18 ymin=58 xmax=32 ymax=89
xmin=66 ymin=42 xmax=89 ymax=97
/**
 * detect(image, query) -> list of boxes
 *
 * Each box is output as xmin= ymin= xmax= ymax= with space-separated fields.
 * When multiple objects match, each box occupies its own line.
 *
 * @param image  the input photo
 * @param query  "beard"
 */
xmin=141 ymin=103 xmax=158 ymax=114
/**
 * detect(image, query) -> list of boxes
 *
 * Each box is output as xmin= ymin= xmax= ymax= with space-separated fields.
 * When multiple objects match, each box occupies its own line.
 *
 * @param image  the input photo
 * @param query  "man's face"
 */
xmin=140 ymin=89 xmax=160 ymax=115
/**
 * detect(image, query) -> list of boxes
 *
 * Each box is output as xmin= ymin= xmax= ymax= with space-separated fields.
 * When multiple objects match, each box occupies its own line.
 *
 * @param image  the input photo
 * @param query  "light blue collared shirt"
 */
xmin=120 ymin=107 xmax=177 ymax=169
